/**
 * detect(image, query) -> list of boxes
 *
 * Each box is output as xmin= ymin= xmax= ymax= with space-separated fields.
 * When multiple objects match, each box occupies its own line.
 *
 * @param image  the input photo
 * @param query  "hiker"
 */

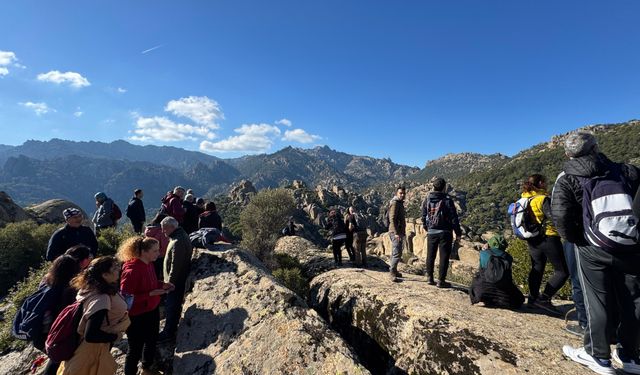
xmin=325 ymin=209 xmax=347 ymax=266
xmin=118 ymin=237 xmax=174 ymax=375
xmin=199 ymin=201 xmax=222 ymax=230
xmin=551 ymin=132 xmax=640 ymax=375
xmin=65 ymin=245 xmax=94 ymax=270
xmin=125 ymin=189 xmax=146 ymax=234
xmin=281 ymin=217 xmax=296 ymax=236
xmin=422 ymin=178 xmax=462 ymax=288
xmin=46 ymin=208 xmax=98 ymax=261
xmin=343 ymin=211 xmax=356 ymax=262
xmin=346 ymin=206 xmax=368 ymax=267
xmin=520 ymin=174 xmax=568 ymax=314
xmin=19 ymin=255 xmax=80 ymax=375
xmin=182 ymin=193 xmax=200 ymax=234
xmin=92 ymin=191 xmax=120 ymax=234
xmin=158 ymin=216 xmax=193 ymax=342
xmin=389 ymin=186 xmax=406 ymax=282
xmin=58 ymin=256 xmax=130 ymax=375
xmin=144 ymin=212 xmax=169 ymax=280
xmin=161 ymin=186 xmax=186 ymax=224
xmin=469 ymin=235 xmax=524 ymax=309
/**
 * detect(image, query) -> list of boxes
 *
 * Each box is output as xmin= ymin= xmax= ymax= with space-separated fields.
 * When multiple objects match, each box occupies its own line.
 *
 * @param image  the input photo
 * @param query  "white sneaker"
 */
xmin=612 ymin=347 xmax=640 ymax=374
xmin=562 ymin=345 xmax=615 ymax=375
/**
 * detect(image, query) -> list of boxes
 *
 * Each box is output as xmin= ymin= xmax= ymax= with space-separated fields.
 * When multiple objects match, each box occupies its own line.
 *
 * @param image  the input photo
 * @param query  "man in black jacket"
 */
xmin=46 ymin=208 xmax=98 ymax=261
xmin=422 ymin=178 xmax=461 ymax=288
xmin=551 ymin=132 xmax=640 ymax=375
xmin=126 ymin=189 xmax=146 ymax=233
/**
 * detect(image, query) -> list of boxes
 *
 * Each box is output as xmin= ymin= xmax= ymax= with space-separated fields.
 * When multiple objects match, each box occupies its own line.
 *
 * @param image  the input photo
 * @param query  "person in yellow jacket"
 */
xmin=521 ymin=174 xmax=569 ymax=315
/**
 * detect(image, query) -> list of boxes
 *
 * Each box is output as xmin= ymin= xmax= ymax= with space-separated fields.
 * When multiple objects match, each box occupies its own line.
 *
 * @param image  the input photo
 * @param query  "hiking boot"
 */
xmin=427 ymin=278 xmax=436 ymax=286
xmin=564 ymin=323 xmax=585 ymax=337
xmin=437 ymin=281 xmax=451 ymax=289
xmin=532 ymin=298 xmax=561 ymax=316
xmin=393 ymin=271 xmax=403 ymax=278
xmin=389 ymin=273 xmax=400 ymax=282
xmin=563 ymin=345 xmax=615 ymax=375
xmin=612 ymin=347 xmax=640 ymax=374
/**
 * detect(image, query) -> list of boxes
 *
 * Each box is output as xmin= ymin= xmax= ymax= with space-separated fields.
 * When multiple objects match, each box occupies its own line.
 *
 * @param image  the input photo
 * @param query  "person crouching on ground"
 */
xmin=118 ymin=236 xmax=174 ymax=375
xmin=58 ymin=256 xmax=130 ymax=375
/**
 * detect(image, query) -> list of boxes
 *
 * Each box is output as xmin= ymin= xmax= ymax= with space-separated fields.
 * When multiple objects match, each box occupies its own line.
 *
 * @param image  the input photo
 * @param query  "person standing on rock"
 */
xmin=160 ymin=186 xmax=186 ymax=224
xmin=346 ymin=206 xmax=368 ymax=268
xmin=422 ymin=178 xmax=461 ymax=288
xmin=46 ymin=208 xmax=98 ymax=261
xmin=126 ymin=189 xmax=146 ymax=234
xmin=92 ymin=192 xmax=117 ymax=234
xmin=521 ymin=174 xmax=568 ymax=314
xmin=118 ymin=236 xmax=174 ymax=375
xmin=389 ymin=186 xmax=406 ymax=282
xmin=159 ymin=216 xmax=193 ymax=342
xmin=343 ymin=211 xmax=356 ymax=262
xmin=325 ymin=209 xmax=348 ymax=266
xmin=552 ymin=132 xmax=640 ymax=375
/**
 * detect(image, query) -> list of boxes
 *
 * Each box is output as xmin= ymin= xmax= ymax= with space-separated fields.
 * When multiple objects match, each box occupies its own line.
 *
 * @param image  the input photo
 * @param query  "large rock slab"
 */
xmin=309 ymin=268 xmax=583 ymax=375
xmin=0 ymin=191 xmax=31 ymax=227
xmin=173 ymin=248 xmax=370 ymax=375
xmin=26 ymin=198 xmax=92 ymax=227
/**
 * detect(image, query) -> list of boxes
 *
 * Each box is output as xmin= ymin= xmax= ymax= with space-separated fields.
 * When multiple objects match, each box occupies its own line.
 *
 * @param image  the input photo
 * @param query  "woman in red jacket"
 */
xmin=117 ymin=236 xmax=174 ymax=375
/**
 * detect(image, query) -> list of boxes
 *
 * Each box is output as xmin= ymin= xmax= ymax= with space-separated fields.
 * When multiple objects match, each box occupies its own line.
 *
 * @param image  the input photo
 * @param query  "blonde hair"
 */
xmin=116 ymin=236 xmax=159 ymax=262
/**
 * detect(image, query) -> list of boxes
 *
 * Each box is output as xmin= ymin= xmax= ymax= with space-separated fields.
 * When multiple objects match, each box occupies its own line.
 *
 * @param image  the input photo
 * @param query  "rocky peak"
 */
xmin=228 ymin=180 xmax=257 ymax=205
xmin=0 ymin=191 xmax=31 ymax=227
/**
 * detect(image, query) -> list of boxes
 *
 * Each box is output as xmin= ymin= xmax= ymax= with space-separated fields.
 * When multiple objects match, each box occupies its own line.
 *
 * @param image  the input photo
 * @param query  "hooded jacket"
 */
xmin=161 ymin=193 xmax=185 ymax=223
xmin=551 ymin=152 xmax=640 ymax=246
xmin=92 ymin=198 xmax=115 ymax=228
xmin=120 ymin=258 xmax=163 ymax=316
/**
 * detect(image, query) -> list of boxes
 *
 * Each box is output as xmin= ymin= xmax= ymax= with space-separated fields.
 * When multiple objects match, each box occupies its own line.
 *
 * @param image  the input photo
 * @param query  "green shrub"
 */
xmin=272 ymin=267 xmax=309 ymax=297
xmin=508 ymin=238 xmax=571 ymax=300
xmin=97 ymin=226 xmax=135 ymax=256
xmin=0 ymin=265 xmax=48 ymax=354
xmin=239 ymin=189 xmax=295 ymax=261
xmin=0 ymin=221 xmax=58 ymax=294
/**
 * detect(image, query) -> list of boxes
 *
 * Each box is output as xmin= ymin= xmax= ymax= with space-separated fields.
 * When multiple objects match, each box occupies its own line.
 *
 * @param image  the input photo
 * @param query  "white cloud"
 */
xmin=20 ymin=101 xmax=54 ymax=116
xmin=200 ymin=123 xmax=280 ymax=153
xmin=282 ymin=128 xmax=321 ymax=143
xmin=276 ymin=118 xmax=292 ymax=127
xmin=130 ymin=114 xmax=216 ymax=142
xmin=74 ymin=111 xmax=83 ymax=117
xmin=37 ymin=70 xmax=90 ymax=88
xmin=165 ymin=96 xmax=223 ymax=127
xmin=117 ymin=87 xmax=127 ymax=93
xmin=0 ymin=50 xmax=18 ymax=76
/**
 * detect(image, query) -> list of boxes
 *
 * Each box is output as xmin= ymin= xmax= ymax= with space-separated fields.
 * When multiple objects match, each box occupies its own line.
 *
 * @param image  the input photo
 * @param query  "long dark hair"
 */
xmin=71 ymin=256 xmax=119 ymax=295
xmin=522 ymin=174 xmax=546 ymax=193
xmin=45 ymin=255 xmax=80 ymax=287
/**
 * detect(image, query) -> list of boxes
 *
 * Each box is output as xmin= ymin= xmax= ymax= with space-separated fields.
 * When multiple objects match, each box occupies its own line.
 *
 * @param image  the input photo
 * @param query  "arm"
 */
xmin=449 ymin=199 xmax=462 ymax=238
xmin=550 ymin=174 xmax=586 ymax=245
xmin=421 ymin=200 xmax=428 ymax=231
xmin=84 ymin=309 xmax=118 ymax=343
xmin=389 ymin=201 xmax=398 ymax=234
xmin=634 ymin=186 xmax=640 ymax=218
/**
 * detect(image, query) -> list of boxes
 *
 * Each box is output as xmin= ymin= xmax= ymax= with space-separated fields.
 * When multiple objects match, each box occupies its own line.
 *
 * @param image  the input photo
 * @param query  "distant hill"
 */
xmin=410 ymin=152 xmax=509 ymax=183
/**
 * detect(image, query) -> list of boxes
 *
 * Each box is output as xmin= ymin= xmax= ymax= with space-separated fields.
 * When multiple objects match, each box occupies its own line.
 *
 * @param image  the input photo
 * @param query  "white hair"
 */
xmin=161 ymin=216 xmax=179 ymax=228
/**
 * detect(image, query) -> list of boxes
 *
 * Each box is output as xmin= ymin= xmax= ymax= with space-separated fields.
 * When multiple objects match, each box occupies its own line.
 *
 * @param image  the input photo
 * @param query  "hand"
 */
xmin=163 ymin=282 xmax=175 ymax=292
xmin=149 ymin=289 xmax=167 ymax=296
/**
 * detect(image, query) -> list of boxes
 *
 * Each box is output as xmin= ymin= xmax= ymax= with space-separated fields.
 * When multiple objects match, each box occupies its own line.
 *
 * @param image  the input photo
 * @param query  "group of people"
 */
xmin=26 ymin=185 xmax=226 ymax=374
xmin=324 ymin=206 xmax=369 ymax=267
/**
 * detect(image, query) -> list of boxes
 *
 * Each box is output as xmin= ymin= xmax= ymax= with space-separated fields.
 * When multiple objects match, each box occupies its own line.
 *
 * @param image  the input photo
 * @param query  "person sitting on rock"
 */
xmin=282 ymin=216 xmax=296 ymax=236
xmin=199 ymin=201 xmax=222 ymax=231
xmin=46 ymin=208 xmax=98 ymax=261
xmin=469 ymin=235 xmax=524 ymax=309
xmin=325 ymin=209 xmax=347 ymax=266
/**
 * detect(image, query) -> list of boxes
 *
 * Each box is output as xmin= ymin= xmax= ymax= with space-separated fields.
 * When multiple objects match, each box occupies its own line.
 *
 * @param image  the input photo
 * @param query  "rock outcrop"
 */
xmin=173 ymin=247 xmax=370 ymax=374
xmin=0 ymin=191 xmax=31 ymax=226
xmin=25 ymin=199 xmax=92 ymax=227
xmin=228 ymin=180 xmax=257 ymax=205
xmin=309 ymin=268 xmax=583 ymax=375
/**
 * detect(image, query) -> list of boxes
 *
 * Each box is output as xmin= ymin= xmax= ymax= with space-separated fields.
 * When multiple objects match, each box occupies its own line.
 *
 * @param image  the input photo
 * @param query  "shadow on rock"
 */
xmin=176 ymin=306 xmax=249 ymax=353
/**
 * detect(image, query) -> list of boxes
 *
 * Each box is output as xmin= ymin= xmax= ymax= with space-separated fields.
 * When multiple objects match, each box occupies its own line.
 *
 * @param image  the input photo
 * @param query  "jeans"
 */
xmin=563 ymin=241 xmax=587 ymax=327
xmin=425 ymin=231 xmax=453 ymax=282
xmin=390 ymin=233 xmax=404 ymax=272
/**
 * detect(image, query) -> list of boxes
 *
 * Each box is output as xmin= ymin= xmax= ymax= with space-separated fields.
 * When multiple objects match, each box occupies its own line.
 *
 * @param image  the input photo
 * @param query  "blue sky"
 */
xmin=1 ymin=1 xmax=639 ymax=167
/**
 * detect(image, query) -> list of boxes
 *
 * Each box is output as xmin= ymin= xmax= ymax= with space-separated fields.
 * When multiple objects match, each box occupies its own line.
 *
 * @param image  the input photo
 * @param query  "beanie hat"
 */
xmin=488 ymin=234 xmax=508 ymax=250
xmin=564 ymin=132 xmax=598 ymax=158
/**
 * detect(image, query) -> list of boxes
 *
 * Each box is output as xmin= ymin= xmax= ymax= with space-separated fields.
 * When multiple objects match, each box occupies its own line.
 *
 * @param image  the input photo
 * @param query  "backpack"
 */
xmin=425 ymin=199 xmax=446 ymax=230
xmin=381 ymin=204 xmax=390 ymax=228
xmin=508 ymin=197 xmax=541 ymax=240
xmin=577 ymin=165 xmax=639 ymax=252
xmin=12 ymin=284 xmax=60 ymax=342
xmin=45 ymin=301 xmax=84 ymax=363
xmin=111 ymin=202 xmax=122 ymax=222
xmin=484 ymin=249 xmax=512 ymax=285
xmin=332 ymin=214 xmax=346 ymax=234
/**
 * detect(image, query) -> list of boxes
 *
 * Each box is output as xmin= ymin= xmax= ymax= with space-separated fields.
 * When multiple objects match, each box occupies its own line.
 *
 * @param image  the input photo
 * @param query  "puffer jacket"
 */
xmin=551 ymin=152 xmax=640 ymax=246
xmin=521 ymin=190 xmax=559 ymax=237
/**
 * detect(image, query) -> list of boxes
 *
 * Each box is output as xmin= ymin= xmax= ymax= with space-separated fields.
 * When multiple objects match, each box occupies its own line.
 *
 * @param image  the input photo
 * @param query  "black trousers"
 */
xmin=577 ymin=245 xmax=640 ymax=359
xmin=132 ymin=220 xmax=144 ymax=234
xmin=332 ymin=238 xmax=346 ymax=264
xmin=426 ymin=231 xmax=453 ymax=281
xmin=345 ymin=233 xmax=355 ymax=261
xmin=125 ymin=307 xmax=160 ymax=375
xmin=527 ymin=235 xmax=569 ymax=300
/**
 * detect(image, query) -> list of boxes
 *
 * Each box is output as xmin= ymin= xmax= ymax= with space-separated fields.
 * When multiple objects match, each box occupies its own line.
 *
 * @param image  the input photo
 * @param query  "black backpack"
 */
xmin=484 ymin=249 xmax=512 ymax=286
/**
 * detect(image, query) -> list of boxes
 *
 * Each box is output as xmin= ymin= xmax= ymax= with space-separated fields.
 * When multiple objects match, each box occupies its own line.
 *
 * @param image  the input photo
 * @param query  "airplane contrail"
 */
xmin=141 ymin=44 xmax=164 ymax=54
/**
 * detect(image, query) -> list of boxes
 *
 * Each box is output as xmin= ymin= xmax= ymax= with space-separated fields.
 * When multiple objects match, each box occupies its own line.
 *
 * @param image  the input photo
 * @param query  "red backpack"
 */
xmin=111 ymin=203 xmax=123 ymax=222
xmin=45 ymin=301 xmax=84 ymax=363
